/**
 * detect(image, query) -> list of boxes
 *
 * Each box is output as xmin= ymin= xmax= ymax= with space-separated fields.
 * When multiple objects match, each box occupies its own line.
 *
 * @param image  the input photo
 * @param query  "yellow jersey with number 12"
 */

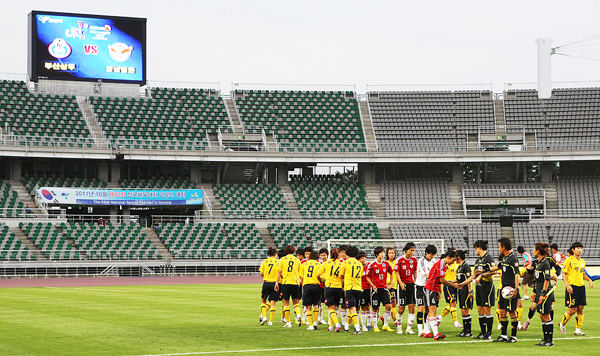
xmin=341 ymin=257 xmax=363 ymax=291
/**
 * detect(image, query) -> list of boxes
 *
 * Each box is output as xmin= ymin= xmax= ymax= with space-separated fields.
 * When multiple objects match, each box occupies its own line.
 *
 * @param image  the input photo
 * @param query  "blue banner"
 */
xmin=38 ymin=187 xmax=203 ymax=206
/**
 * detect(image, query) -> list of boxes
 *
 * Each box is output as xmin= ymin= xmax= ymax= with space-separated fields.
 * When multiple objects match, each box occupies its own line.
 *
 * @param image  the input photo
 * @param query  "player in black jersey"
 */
xmin=455 ymin=250 xmax=474 ymax=337
xmin=532 ymin=243 xmax=555 ymax=347
xmin=461 ymin=240 xmax=495 ymax=340
xmin=487 ymin=238 xmax=520 ymax=343
xmin=521 ymin=254 xmax=561 ymax=331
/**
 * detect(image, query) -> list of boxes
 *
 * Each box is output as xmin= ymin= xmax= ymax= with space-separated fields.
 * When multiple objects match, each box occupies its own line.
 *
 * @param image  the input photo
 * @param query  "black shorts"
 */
xmin=360 ymin=288 xmax=371 ymax=308
xmin=415 ymin=285 xmax=426 ymax=307
xmin=324 ymin=287 xmax=344 ymax=307
xmin=566 ymin=285 xmax=587 ymax=308
xmin=498 ymin=289 xmax=520 ymax=312
xmin=345 ymin=289 xmax=362 ymax=309
xmin=423 ymin=288 xmax=439 ymax=308
xmin=457 ymin=289 xmax=473 ymax=310
xmin=297 ymin=285 xmax=303 ymax=300
xmin=398 ymin=283 xmax=415 ymax=306
xmin=261 ymin=281 xmax=279 ymax=301
xmin=320 ymin=287 xmax=326 ymax=303
xmin=535 ymin=293 xmax=554 ymax=315
xmin=475 ymin=282 xmax=495 ymax=307
xmin=389 ymin=287 xmax=397 ymax=301
xmin=302 ymin=284 xmax=321 ymax=306
xmin=280 ymin=284 xmax=300 ymax=301
xmin=443 ymin=285 xmax=457 ymax=303
xmin=372 ymin=288 xmax=392 ymax=309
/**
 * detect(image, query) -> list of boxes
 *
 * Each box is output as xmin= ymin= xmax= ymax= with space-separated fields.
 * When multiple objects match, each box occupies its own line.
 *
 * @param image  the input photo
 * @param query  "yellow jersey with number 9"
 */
xmin=300 ymin=260 xmax=322 ymax=285
xmin=341 ymin=257 xmax=363 ymax=291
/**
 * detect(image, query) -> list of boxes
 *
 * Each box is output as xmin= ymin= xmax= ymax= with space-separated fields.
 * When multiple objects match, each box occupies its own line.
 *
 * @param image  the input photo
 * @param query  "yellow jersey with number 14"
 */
xmin=318 ymin=259 xmax=343 ymax=288
xmin=341 ymin=257 xmax=363 ymax=291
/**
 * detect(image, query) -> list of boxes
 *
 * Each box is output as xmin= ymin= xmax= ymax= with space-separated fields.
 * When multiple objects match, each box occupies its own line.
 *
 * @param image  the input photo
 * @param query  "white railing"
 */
xmin=463 ymin=189 xmax=546 ymax=198
xmin=367 ymin=83 xmax=493 ymax=92
xmin=504 ymin=80 xmax=600 ymax=91
xmin=232 ymin=82 xmax=356 ymax=92
xmin=147 ymin=80 xmax=220 ymax=91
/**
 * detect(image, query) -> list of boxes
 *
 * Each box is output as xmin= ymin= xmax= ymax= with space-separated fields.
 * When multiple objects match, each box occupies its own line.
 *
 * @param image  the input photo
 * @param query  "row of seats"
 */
xmin=213 ymin=184 xmax=289 ymax=218
xmin=382 ymin=178 xmax=453 ymax=218
xmin=291 ymin=181 xmax=371 ymax=218
xmin=269 ymin=223 xmax=380 ymax=250
xmin=23 ymin=175 xmax=107 ymax=193
xmin=514 ymin=222 xmax=600 ymax=258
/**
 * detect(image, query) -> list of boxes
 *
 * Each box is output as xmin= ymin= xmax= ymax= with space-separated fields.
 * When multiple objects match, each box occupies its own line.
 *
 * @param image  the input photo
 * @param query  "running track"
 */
xmin=0 ymin=275 xmax=263 ymax=288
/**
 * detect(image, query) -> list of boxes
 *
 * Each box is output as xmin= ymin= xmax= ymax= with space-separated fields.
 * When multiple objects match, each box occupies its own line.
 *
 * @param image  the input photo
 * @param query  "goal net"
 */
xmin=311 ymin=239 xmax=445 ymax=259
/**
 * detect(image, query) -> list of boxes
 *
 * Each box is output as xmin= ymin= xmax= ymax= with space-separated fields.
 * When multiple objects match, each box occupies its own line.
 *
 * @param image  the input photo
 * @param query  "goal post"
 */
xmin=311 ymin=239 xmax=445 ymax=259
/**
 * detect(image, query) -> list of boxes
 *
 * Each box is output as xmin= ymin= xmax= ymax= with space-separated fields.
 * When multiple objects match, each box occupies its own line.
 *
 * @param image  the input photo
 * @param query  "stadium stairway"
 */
xmin=378 ymin=228 xmax=393 ymax=240
xmin=8 ymin=180 xmax=39 ymax=211
xmin=9 ymin=226 xmax=46 ymax=260
xmin=501 ymin=226 xmax=514 ymax=241
xmin=358 ymin=101 xmax=377 ymax=152
xmin=494 ymin=99 xmax=506 ymax=134
xmin=279 ymin=185 xmax=301 ymax=218
xmin=363 ymin=184 xmax=386 ymax=218
xmin=141 ymin=227 xmax=170 ymax=259
xmin=257 ymin=228 xmax=277 ymax=249
xmin=449 ymin=185 xmax=465 ymax=217
xmin=77 ymin=97 xmax=106 ymax=142
xmin=224 ymin=98 xmax=241 ymax=127
xmin=202 ymin=186 xmax=223 ymax=214
xmin=545 ymin=182 xmax=558 ymax=212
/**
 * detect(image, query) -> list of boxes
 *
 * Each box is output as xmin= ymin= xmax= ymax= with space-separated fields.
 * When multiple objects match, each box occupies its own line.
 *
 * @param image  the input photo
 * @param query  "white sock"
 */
xmin=407 ymin=313 xmax=415 ymax=328
xmin=372 ymin=311 xmax=378 ymax=327
xmin=428 ymin=317 xmax=439 ymax=335
xmin=302 ymin=306 xmax=307 ymax=320
xmin=398 ymin=314 xmax=403 ymax=326
xmin=318 ymin=304 xmax=323 ymax=320
xmin=383 ymin=310 xmax=392 ymax=326
xmin=417 ymin=323 xmax=423 ymax=334
xmin=360 ymin=311 xmax=367 ymax=327
xmin=366 ymin=310 xmax=371 ymax=327
xmin=424 ymin=319 xmax=431 ymax=334
xmin=340 ymin=308 xmax=347 ymax=325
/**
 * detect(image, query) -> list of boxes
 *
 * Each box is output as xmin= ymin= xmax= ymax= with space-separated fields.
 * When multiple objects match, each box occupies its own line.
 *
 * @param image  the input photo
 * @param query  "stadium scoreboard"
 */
xmin=28 ymin=11 xmax=146 ymax=84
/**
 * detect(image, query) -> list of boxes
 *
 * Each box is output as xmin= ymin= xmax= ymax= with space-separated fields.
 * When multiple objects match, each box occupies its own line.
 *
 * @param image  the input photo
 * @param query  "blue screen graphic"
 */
xmin=30 ymin=12 xmax=146 ymax=83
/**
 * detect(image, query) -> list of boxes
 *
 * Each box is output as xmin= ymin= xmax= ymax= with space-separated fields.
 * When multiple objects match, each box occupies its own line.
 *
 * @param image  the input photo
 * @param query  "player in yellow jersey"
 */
xmin=259 ymin=247 xmax=279 ymax=326
xmin=384 ymin=247 xmax=399 ymax=327
xmin=559 ymin=242 xmax=594 ymax=336
xmin=318 ymin=248 xmax=343 ymax=332
xmin=300 ymin=251 xmax=322 ymax=330
xmin=275 ymin=245 xmax=302 ymax=328
xmin=340 ymin=246 xmax=364 ymax=335
xmin=439 ymin=248 xmax=462 ymax=328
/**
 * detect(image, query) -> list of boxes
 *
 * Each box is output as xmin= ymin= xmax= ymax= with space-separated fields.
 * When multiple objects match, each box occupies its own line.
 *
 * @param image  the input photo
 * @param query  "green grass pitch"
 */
xmin=0 ymin=282 xmax=597 ymax=356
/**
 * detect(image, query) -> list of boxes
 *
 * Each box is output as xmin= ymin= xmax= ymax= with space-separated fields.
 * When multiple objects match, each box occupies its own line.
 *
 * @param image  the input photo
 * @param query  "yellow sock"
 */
xmin=351 ymin=313 xmax=359 ymax=326
xmin=517 ymin=307 xmax=523 ymax=322
xmin=261 ymin=303 xmax=268 ymax=318
xmin=450 ymin=308 xmax=457 ymax=322
xmin=495 ymin=308 xmax=501 ymax=323
xmin=293 ymin=304 xmax=301 ymax=317
xmin=576 ymin=315 xmax=584 ymax=329
xmin=562 ymin=312 xmax=573 ymax=325
xmin=441 ymin=306 xmax=451 ymax=317
xmin=284 ymin=306 xmax=291 ymax=322
xmin=281 ymin=305 xmax=285 ymax=318
xmin=269 ymin=308 xmax=276 ymax=322
xmin=330 ymin=310 xmax=339 ymax=325
xmin=312 ymin=310 xmax=319 ymax=325
xmin=391 ymin=308 xmax=397 ymax=321
xmin=307 ymin=312 xmax=314 ymax=326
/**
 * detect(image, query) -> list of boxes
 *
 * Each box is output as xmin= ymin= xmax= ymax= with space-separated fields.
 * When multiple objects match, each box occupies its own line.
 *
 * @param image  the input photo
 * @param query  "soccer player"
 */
xmin=439 ymin=248 xmax=461 ymax=329
xmin=517 ymin=246 xmax=533 ymax=300
xmin=317 ymin=248 xmax=343 ymax=332
xmin=423 ymin=250 xmax=459 ymax=340
xmin=462 ymin=240 xmax=495 ymax=340
xmin=415 ymin=244 xmax=437 ymax=336
xmin=340 ymin=246 xmax=363 ymax=335
xmin=317 ymin=248 xmax=329 ymax=325
xmin=394 ymin=242 xmax=418 ymax=334
xmin=338 ymin=244 xmax=350 ymax=327
xmin=551 ymin=244 xmax=566 ymax=267
xmin=487 ymin=238 xmax=520 ymax=343
xmin=384 ymin=247 xmax=399 ymax=326
xmin=299 ymin=251 xmax=322 ymax=330
xmin=366 ymin=246 xmax=394 ymax=332
xmin=521 ymin=253 xmax=561 ymax=331
xmin=532 ymin=242 xmax=555 ymax=346
xmin=275 ymin=245 xmax=302 ymax=328
xmin=455 ymin=250 xmax=474 ymax=337
xmin=259 ymin=247 xmax=279 ymax=326
xmin=559 ymin=242 xmax=594 ymax=336
xmin=358 ymin=251 xmax=372 ymax=332
xmin=300 ymin=247 xmax=313 ymax=323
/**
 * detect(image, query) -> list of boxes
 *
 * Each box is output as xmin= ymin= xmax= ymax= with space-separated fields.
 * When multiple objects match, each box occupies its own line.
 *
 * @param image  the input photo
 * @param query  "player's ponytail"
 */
xmin=474 ymin=240 xmax=488 ymax=251
xmin=330 ymin=248 xmax=339 ymax=260
xmin=267 ymin=247 xmax=277 ymax=257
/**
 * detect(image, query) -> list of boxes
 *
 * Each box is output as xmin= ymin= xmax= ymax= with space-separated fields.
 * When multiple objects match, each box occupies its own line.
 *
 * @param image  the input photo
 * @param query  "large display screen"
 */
xmin=37 ymin=188 xmax=203 ymax=206
xmin=28 ymin=11 xmax=146 ymax=84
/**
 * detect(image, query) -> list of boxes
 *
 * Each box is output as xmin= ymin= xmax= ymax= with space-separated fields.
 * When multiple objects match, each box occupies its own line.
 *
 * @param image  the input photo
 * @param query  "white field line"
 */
xmin=44 ymin=287 xmax=130 ymax=293
xmin=128 ymin=336 xmax=600 ymax=356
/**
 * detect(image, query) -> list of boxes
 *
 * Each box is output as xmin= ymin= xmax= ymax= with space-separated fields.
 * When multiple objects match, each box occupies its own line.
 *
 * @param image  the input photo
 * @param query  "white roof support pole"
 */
xmin=537 ymin=38 xmax=554 ymax=99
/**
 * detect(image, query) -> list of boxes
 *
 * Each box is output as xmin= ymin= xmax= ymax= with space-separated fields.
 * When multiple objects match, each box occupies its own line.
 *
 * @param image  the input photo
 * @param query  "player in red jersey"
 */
xmin=395 ymin=242 xmax=418 ymax=334
xmin=366 ymin=246 xmax=394 ymax=332
xmin=358 ymin=251 xmax=372 ymax=332
xmin=423 ymin=250 xmax=459 ymax=340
